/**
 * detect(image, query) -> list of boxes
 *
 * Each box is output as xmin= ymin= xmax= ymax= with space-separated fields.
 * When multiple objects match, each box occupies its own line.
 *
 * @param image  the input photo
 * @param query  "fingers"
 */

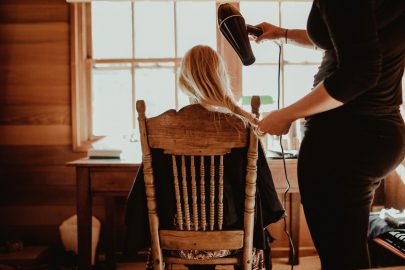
xmin=254 ymin=22 xmax=268 ymax=29
xmin=254 ymin=22 xmax=267 ymax=43
xmin=253 ymin=22 xmax=284 ymax=44
xmin=257 ymin=111 xmax=292 ymax=136
xmin=248 ymin=35 xmax=257 ymax=41
xmin=255 ymin=35 xmax=265 ymax=43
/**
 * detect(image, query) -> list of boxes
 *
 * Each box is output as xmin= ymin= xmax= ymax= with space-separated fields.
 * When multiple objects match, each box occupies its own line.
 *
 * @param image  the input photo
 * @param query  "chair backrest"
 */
xmin=136 ymin=100 xmax=258 ymax=269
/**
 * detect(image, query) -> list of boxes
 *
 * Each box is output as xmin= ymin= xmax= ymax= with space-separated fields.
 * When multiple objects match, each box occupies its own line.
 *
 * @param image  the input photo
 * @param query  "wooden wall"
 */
xmin=0 ymin=0 xmax=85 ymax=246
xmin=0 ymin=0 xmax=315 ymax=259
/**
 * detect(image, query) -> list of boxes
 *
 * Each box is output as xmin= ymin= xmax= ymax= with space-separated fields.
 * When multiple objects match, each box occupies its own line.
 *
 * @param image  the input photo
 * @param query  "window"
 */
xmin=71 ymin=1 xmax=321 ymax=151
xmin=91 ymin=1 xmax=217 ymax=137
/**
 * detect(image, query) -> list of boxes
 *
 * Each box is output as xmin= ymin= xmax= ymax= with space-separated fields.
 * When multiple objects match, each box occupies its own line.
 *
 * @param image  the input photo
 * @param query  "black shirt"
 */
xmin=307 ymin=0 xmax=405 ymax=116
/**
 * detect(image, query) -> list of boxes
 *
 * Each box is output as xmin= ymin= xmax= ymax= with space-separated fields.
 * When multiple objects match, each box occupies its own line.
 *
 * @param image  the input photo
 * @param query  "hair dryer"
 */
xmin=218 ymin=3 xmax=263 ymax=66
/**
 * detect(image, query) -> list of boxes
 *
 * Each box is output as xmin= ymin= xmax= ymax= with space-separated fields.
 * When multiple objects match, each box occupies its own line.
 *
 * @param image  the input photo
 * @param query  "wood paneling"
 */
xmin=0 ymin=184 xmax=107 ymax=206
xmin=0 ymin=206 xmax=78 ymax=225
xmin=0 ymin=105 xmax=71 ymax=125
xmin=0 ymin=125 xmax=71 ymax=145
xmin=0 ymin=205 xmax=107 ymax=226
xmin=0 ymin=43 xmax=69 ymax=65
xmin=0 ymin=0 xmax=69 ymax=23
xmin=0 ymin=23 xmax=69 ymax=44
xmin=385 ymin=164 xmax=405 ymax=209
xmin=0 ymin=146 xmax=84 ymax=166
xmin=0 ymin=65 xmax=69 ymax=87
xmin=2 ymin=85 xmax=70 ymax=106
xmin=0 ymin=185 xmax=76 ymax=206
xmin=0 ymin=225 xmax=64 ymax=245
xmin=0 ymin=166 xmax=76 ymax=186
xmin=0 ymin=0 xmax=76 ymax=247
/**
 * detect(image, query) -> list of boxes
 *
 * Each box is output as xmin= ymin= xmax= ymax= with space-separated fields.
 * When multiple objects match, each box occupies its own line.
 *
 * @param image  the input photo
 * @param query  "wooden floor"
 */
xmin=115 ymin=256 xmax=405 ymax=270
xmin=116 ymin=256 xmax=322 ymax=270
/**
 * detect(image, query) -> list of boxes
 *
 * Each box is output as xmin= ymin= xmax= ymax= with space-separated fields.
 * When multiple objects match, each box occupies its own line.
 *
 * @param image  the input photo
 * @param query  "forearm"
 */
xmin=284 ymin=29 xmax=316 ymax=49
xmin=280 ymin=81 xmax=343 ymax=122
xmin=255 ymin=23 xmax=316 ymax=50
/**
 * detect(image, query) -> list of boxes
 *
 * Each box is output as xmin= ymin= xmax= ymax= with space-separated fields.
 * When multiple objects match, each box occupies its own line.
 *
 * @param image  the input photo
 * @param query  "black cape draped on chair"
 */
xmin=124 ymin=143 xmax=285 ymax=268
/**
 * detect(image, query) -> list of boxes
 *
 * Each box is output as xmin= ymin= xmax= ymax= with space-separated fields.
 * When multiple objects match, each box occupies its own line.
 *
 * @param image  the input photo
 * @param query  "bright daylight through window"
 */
xmin=89 ymin=0 xmax=323 ymax=150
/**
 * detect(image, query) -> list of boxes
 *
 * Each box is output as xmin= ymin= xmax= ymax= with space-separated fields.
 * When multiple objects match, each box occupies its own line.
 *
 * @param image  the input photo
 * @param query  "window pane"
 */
xmin=176 ymin=2 xmax=216 ymax=57
xmin=92 ymin=2 xmax=132 ymax=59
xmin=281 ymin=2 xmax=321 ymax=62
xmin=242 ymin=65 xmax=279 ymax=112
xmin=240 ymin=2 xmax=280 ymax=63
xmin=281 ymin=2 xmax=312 ymax=29
xmin=92 ymin=67 xmax=133 ymax=136
xmin=135 ymin=68 xmax=176 ymax=117
xmin=135 ymin=1 xmax=175 ymax=58
xmin=178 ymin=89 xmax=191 ymax=109
xmin=240 ymin=2 xmax=279 ymax=26
xmin=284 ymin=45 xmax=323 ymax=63
xmin=284 ymin=65 xmax=319 ymax=106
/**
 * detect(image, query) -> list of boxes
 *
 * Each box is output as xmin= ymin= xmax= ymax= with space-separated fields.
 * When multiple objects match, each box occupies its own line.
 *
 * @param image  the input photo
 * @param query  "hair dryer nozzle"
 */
xmin=218 ymin=3 xmax=256 ymax=66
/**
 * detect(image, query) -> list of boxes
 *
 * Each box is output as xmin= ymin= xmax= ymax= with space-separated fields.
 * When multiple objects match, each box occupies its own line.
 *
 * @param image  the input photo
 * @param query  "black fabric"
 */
xmin=298 ymin=111 xmax=405 ymax=270
xmin=307 ymin=0 xmax=405 ymax=115
xmin=124 ymin=143 xmax=285 ymax=262
xmin=305 ymin=2 xmax=405 ymax=267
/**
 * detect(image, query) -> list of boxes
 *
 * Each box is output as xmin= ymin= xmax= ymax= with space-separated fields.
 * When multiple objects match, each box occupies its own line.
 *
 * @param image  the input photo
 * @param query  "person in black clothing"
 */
xmin=254 ymin=1 xmax=405 ymax=269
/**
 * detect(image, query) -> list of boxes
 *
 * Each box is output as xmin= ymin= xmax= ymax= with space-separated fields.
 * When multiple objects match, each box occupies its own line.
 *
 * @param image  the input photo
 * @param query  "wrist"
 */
xmin=278 ymin=107 xmax=298 ymax=123
xmin=277 ymin=28 xmax=288 ymax=40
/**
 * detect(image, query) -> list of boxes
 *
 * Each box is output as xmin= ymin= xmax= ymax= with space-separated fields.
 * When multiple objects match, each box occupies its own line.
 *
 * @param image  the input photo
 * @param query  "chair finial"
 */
xmin=136 ymin=100 xmax=146 ymax=114
xmin=251 ymin=96 xmax=261 ymax=119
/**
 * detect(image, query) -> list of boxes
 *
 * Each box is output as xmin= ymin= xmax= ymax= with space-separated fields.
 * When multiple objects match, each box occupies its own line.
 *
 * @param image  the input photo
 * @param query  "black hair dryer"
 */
xmin=218 ymin=3 xmax=263 ymax=66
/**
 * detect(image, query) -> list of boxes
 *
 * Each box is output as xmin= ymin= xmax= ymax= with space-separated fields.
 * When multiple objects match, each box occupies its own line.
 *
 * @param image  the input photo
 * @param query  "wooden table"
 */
xmin=68 ymin=152 xmax=300 ymax=270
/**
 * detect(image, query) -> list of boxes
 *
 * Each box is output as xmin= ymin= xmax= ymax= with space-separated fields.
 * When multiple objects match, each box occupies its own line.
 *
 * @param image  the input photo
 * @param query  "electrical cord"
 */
xmin=276 ymin=43 xmax=295 ymax=270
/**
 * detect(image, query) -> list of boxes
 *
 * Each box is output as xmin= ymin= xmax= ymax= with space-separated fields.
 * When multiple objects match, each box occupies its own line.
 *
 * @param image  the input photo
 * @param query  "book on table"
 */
xmin=87 ymin=148 xmax=122 ymax=159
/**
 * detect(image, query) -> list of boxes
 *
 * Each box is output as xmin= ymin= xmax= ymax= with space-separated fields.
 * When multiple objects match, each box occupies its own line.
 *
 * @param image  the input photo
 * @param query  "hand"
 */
xmin=258 ymin=110 xmax=294 ymax=136
xmin=254 ymin=22 xmax=286 ymax=43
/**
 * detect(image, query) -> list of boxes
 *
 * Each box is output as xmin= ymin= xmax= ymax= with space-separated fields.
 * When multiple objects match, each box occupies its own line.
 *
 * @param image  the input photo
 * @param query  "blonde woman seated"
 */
xmin=125 ymin=45 xmax=284 ymax=270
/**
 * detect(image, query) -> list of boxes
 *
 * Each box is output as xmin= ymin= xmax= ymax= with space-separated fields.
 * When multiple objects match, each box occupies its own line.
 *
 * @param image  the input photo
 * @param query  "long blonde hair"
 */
xmin=179 ymin=45 xmax=258 ymax=126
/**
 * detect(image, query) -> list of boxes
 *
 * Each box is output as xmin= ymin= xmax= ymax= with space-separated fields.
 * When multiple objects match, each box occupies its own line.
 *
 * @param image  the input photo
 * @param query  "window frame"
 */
xmin=70 ymin=1 xmax=241 ymax=151
xmin=70 ymin=1 xmax=318 ymax=152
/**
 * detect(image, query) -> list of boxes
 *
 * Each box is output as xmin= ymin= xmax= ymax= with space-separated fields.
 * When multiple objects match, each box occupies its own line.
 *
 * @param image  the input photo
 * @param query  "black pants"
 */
xmin=298 ymin=110 xmax=405 ymax=270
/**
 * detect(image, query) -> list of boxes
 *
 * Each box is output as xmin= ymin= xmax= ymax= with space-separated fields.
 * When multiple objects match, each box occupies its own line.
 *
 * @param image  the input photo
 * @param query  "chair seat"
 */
xmin=159 ymin=230 xmax=244 ymax=250
xmin=164 ymin=256 xmax=241 ymax=265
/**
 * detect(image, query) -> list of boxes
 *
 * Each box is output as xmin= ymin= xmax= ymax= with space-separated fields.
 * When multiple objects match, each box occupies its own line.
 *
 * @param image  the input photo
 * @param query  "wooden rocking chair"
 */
xmin=136 ymin=100 xmax=259 ymax=270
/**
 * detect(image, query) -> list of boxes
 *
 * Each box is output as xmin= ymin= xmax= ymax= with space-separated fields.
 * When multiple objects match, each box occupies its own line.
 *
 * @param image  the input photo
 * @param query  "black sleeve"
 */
xmin=318 ymin=0 xmax=382 ymax=103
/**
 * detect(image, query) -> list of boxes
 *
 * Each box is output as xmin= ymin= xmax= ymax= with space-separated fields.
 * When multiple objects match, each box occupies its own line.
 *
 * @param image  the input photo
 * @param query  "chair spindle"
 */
xmin=200 ymin=157 xmax=207 ymax=231
xmin=181 ymin=156 xmax=191 ymax=230
xmin=171 ymin=155 xmax=183 ymax=230
xmin=209 ymin=155 xmax=215 ymax=231
xmin=218 ymin=155 xmax=224 ymax=230
xmin=190 ymin=156 xmax=199 ymax=231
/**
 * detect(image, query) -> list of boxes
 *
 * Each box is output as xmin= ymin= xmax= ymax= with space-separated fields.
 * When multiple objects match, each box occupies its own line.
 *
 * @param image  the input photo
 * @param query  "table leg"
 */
xmin=105 ymin=196 xmax=117 ymax=269
xmin=288 ymin=193 xmax=300 ymax=265
xmin=77 ymin=167 xmax=92 ymax=270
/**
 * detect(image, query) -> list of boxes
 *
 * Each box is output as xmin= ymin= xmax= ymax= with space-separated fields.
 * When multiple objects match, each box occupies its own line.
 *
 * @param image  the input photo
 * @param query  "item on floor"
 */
xmin=380 ymin=208 xmax=405 ymax=227
xmin=0 ymin=241 xmax=23 ymax=253
xmin=369 ymin=210 xmax=405 ymax=267
xmin=59 ymin=215 xmax=101 ymax=265
xmin=0 ymin=246 xmax=47 ymax=269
